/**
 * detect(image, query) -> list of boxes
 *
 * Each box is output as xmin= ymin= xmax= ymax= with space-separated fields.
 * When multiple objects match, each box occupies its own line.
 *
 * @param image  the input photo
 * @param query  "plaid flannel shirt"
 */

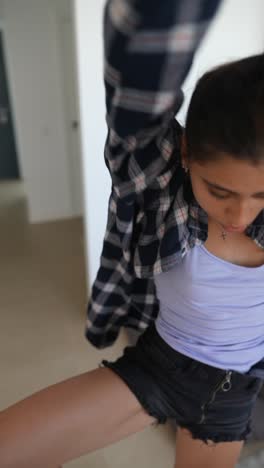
xmin=85 ymin=0 xmax=264 ymax=377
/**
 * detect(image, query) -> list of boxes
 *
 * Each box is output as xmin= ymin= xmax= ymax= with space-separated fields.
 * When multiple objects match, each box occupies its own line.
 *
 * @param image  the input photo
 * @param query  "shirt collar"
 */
xmin=182 ymin=176 xmax=208 ymax=243
xmin=246 ymin=210 xmax=264 ymax=248
xmin=188 ymin=197 xmax=208 ymax=243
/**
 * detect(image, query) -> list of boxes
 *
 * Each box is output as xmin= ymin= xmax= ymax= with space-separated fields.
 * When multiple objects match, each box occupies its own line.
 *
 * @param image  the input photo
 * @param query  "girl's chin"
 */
xmin=224 ymin=225 xmax=247 ymax=233
xmin=208 ymin=216 xmax=248 ymax=234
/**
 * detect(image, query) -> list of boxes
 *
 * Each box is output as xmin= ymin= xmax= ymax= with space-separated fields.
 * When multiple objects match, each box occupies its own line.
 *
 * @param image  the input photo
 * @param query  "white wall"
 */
xmin=0 ymin=3 xmax=3 ymax=24
xmin=74 ymin=0 xmax=264 ymax=287
xmin=178 ymin=0 xmax=264 ymax=123
xmin=1 ymin=0 xmax=78 ymax=222
xmin=74 ymin=0 xmax=110 ymax=286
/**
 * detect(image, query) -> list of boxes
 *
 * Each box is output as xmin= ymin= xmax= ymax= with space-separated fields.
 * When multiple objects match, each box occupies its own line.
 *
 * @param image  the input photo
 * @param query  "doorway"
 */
xmin=0 ymin=31 xmax=19 ymax=180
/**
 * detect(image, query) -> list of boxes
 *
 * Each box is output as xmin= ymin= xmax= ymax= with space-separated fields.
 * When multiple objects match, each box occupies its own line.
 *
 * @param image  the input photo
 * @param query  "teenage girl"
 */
xmin=1 ymin=1 xmax=264 ymax=468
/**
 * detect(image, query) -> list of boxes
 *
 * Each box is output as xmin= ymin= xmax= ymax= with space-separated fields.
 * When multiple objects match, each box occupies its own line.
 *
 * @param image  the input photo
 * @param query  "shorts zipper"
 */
xmin=199 ymin=370 xmax=232 ymax=424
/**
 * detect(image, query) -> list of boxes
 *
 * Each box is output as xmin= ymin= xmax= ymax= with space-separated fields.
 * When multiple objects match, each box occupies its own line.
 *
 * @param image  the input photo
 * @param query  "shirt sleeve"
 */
xmin=103 ymin=0 xmax=222 ymax=200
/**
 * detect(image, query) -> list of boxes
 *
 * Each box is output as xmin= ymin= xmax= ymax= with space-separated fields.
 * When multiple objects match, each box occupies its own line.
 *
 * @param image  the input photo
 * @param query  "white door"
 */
xmin=56 ymin=3 xmax=83 ymax=216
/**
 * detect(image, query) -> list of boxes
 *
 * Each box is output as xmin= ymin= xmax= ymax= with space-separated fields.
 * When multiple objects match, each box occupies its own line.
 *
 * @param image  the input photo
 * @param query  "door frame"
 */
xmin=0 ymin=22 xmax=21 ymax=179
xmin=55 ymin=9 xmax=83 ymax=217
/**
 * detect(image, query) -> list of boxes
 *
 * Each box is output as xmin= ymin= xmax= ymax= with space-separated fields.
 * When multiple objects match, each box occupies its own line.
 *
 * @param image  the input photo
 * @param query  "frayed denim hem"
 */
xmin=177 ymin=422 xmax=252 ymax=445
xmin=99 ymin=360 xmax=167 ymax=425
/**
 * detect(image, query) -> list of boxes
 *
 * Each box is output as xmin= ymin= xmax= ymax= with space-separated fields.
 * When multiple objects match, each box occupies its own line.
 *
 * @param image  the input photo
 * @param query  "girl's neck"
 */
xmin=205 ymin=217 xmax=264 ymax=268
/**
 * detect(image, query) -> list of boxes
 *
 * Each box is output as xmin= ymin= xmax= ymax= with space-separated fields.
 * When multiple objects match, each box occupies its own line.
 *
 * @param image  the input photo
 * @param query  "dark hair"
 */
xmin=185 ymin=54 xmax=264 ymax=165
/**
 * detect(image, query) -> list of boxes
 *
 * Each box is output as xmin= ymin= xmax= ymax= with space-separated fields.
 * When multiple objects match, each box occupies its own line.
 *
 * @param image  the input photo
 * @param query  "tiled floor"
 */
xmin=0 ymin=181 xmax=263 ymax=467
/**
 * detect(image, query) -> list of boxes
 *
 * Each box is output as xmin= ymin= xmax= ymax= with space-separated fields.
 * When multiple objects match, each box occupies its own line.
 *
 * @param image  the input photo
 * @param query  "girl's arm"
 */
xmin=103 ymin=0 xmax=222 ymax=201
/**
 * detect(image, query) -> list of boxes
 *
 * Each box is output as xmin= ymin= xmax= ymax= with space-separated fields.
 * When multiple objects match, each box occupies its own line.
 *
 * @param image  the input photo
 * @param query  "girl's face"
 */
xmin=186 ymin=153 xmax=264 ymax=233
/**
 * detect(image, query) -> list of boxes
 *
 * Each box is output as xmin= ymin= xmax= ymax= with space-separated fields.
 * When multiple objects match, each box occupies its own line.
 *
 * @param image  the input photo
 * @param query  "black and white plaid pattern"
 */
xmin=85 ymin=0 xmax=264 ymax=365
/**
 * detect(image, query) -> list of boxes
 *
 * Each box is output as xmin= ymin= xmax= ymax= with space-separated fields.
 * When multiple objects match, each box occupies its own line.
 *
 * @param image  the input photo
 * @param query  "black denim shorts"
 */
xmin=100 ymin=323 xmax=263 ymax=444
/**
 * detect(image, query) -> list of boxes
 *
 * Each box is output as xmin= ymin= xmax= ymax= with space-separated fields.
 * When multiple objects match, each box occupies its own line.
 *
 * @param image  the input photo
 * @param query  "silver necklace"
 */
xmin=220 ymin=227 xmax=227 ymax=241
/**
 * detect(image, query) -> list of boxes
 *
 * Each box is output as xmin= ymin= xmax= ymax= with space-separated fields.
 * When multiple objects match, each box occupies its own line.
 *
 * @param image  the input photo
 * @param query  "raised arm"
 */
xmin=104 ymin=0 xmax=222 ymax=200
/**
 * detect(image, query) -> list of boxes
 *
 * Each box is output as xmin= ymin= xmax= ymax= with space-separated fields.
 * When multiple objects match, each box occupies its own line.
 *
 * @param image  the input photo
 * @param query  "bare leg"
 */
xmin=174 ymin=427 xmax=244 ymax=468
xmin=0 ymin=368 xmax=156 ymax=468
